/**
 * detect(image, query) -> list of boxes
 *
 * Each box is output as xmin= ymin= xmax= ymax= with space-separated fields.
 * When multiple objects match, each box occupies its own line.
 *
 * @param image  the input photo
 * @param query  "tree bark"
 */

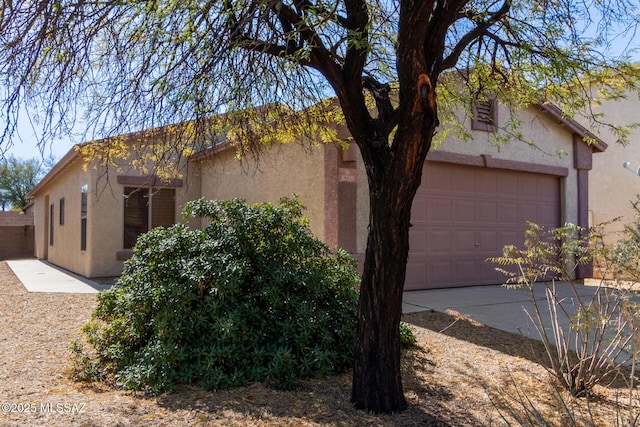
xmin=350 ymin=79 xmax=438 ymax=411
xmin=350 ymin=183 xmax=412 ymax=412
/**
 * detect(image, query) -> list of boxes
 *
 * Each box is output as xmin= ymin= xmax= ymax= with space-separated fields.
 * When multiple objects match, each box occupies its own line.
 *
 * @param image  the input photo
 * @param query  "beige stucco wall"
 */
xmin=31 ymin=149 xmax=200 ymax=278
xmin=32 ymin=156 xmax=93 ymax=276
xmin=195 ymin=143 xmax=327 ymax=241
xmin=586 ymin=92 xmax=640 ymax=245
xmin=355 ymin=104 xmax=583 ymax=253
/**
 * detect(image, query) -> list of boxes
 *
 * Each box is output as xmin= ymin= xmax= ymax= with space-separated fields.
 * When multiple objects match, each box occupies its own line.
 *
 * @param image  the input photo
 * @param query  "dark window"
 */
xmin=472 ymin=98 xmax=498 ymax=132
xmin=49 ymin=203 xmax=54 ymax=246
xmin=59 ymin=197 xmax=65 ymax=226
xmin=123 ymin=187 xmax=175 ymax=249
xmin=81 ymin=185 xmax=87 ymax=251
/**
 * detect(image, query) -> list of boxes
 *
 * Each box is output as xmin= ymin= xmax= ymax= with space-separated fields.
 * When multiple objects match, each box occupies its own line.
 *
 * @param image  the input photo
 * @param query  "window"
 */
xmin=472 ymin=97 xmax=498 ymax=132
xmin=123 ymin=187 xmax=175 ymax=249
xmin=59 ymin=197 xmax=65 ymax=226
xmin=81 ymin=185 xmax=87 ymax=251
xmin=49 ymin=203 xmax=54 ymax=246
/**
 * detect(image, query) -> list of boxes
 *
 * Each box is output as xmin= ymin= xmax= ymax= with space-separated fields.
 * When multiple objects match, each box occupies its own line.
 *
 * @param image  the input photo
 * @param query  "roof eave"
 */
xmin=538 ymin=102 xmax=608 ymax=153
xmin=27 ymin=145 xmax=82 ymax=198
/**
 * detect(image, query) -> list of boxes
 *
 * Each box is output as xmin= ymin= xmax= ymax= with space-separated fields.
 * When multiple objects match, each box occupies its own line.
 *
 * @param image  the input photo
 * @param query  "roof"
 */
xmin=27 ymin=145 xmax=82 ymax=198
xmin=27 ymin=99 xmax=608 ymax=198
xmin=537 ymin=102 xmax=608 ymax=152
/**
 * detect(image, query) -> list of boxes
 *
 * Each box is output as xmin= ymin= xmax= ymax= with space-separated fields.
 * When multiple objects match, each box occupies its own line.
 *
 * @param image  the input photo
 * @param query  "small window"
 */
xmin=49 ymin=203 xmax=54 ymax=246
xmin=81 ymin=185 xmax=87 ymax=251
xmin=59 ymin=197 xmax=65 ymax=226
xmin=472 ymin=97 xmax=498 ymax=132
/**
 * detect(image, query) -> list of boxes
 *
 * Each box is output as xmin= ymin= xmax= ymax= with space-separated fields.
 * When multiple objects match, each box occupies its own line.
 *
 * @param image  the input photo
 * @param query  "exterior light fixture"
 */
xmin=623 ymin=161 xmax=640 ymax=176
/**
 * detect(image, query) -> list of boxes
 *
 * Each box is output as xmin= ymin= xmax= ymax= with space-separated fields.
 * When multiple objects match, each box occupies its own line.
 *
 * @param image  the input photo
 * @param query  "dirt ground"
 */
xmin=0 ymin=261 xmax=638 ymax=426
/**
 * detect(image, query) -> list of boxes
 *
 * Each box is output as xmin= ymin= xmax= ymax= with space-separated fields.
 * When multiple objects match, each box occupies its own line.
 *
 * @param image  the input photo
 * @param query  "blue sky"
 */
xmin=3 ymin=8 xmax=639 ymax=164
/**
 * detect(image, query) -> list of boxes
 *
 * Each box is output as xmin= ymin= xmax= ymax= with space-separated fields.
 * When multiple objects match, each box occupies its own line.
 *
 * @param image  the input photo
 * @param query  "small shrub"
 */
xmin=399 ymin=321 xmax=417 ymax=348
xmin=72 ymin=197 xmax=359 ymax=394
xmin=490 ymin=222 xmax=640 ymax=398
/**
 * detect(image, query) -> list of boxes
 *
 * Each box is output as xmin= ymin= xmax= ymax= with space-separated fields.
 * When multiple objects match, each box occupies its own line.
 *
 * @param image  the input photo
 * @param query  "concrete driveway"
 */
xmin=403 ymin=282 xmax=613 ymax=339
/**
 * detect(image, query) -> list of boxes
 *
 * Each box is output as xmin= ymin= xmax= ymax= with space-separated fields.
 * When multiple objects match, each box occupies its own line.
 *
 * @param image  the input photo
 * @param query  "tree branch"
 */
xmin=441 ymin=0 xmax=511 ymax=70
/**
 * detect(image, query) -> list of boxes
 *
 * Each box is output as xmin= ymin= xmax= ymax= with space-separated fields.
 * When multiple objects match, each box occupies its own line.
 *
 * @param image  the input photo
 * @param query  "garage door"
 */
xmin=405 ymin=162 xmax=561 ymax=290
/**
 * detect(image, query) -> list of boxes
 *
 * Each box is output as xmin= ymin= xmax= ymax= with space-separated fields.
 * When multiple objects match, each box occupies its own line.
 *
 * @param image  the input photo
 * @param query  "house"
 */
xmin=583 ymin=91 xmax=640 ymax=249
xmin=28 ymin=100 xmax=606 ymax=289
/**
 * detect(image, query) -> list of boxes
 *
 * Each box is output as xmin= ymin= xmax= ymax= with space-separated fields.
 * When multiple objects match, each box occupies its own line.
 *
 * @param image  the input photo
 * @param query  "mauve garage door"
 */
xmin=405 ymin=162 xmax=560 ymax=290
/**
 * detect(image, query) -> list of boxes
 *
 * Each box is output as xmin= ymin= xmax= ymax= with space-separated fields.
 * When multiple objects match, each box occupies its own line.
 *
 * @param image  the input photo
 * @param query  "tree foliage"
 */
xmin=73 ymin=197 xmax=359 ymax=394
xmin=2 ymin=0 xmax=640 ymax=413
xmin=0 ymin=156 xmax=47 ymax=212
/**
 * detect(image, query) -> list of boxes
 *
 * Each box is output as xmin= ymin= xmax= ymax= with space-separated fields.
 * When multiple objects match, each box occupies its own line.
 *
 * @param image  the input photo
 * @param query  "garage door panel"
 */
xmin=478 ymin=261 xmax=501 ymax=283
xmin=477 ymin=201 xmax=497 ymax=223
xmin=405 ymin=262 xmax=428 ymax=290
xmin=426 ymin=229 xmax=452 ymax=254
xmin=454 ymin=230 xmax=476 ymax=251
xmin=538 ymin=205 xmax=559 ymax=226
xmin=426 ymin=164 xmax=452 ymax=191
xmin=498 ymin=230 xmax=520 ymax=248
xmin=407 ymin=162 xmax=560 ymax=290
xmin=454 ymin=260 xmax=475 ymax=283
xmin=429 ymin=260 xmax=453 ymax=286
xmin=519 ymin=203 xmax=541 ymax=223
xmin=453 ymin=200 xmax=475 ymax=222
xmin=519 ymin=175 xmax=538 ymax=197
xmin=409 ymin=229 xmax=428 ymax=253
xmin=498 ymin=178 xmax=519 ymax=195
xmin=411 ymin=196 xmax=428 ymax=223
xmin=477 ymin=230 xmax=498 ymax=251
xmin=498 ymin=202 xmax=519 ymax=224
xmin=427 ymin=198 xmax=452 ymax=222
xmin=453 ymin=169 xmax=476 ymax=192
xmin=476 ymin=172 xmax=497 ymax=194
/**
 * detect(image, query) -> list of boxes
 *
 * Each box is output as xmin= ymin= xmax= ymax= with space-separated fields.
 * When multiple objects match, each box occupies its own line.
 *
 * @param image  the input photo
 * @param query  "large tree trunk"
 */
xmin=349 ymin=68 xmax=438 ymax=412
xmin=351 ymin=132 xmax=435 ymax=412
xmin=350 ymin=184 xmax=413 ymax=412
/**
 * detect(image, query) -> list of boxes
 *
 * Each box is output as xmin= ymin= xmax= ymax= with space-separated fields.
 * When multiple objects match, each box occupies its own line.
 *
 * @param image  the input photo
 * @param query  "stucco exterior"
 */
xmin=584 ymin=91 xmax=640 ymax=246
xmin=29 ymin=147 xmax=199 ymax=277
xmin=194 ymin=142 xmax=327 ymax=241
xmin=28 ymin=99 xmax=604 ymax=283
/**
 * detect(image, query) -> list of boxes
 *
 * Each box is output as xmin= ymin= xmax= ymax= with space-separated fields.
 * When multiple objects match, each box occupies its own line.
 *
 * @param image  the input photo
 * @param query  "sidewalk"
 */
xmin=6 ymin=259 xmax=112 ymax=293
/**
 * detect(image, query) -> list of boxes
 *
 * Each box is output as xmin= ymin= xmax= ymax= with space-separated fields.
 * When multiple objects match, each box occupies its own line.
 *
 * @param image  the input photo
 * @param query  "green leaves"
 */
xmin=73 ymin=196 xmax=359 ymax=394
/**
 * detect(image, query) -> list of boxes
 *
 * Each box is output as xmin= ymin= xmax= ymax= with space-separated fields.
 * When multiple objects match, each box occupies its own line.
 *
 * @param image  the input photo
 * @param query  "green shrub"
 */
xmin=399 ymin=321 xmax=417 ymax=348
xmin=74 ymin=197 xmax=359 ymax=394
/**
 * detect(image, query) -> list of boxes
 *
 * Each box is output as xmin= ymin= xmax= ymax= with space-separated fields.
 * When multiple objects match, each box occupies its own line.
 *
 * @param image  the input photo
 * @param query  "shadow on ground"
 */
xmin=155 ymin=347 xmax=483 ymax=426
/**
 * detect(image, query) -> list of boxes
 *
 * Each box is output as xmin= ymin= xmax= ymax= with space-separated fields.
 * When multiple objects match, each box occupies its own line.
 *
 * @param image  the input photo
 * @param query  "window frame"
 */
xmin=123 ymin=186 xmax=175 ymax=249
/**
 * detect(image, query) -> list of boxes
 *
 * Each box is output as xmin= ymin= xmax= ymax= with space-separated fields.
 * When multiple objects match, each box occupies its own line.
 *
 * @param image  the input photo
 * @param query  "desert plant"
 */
xmin=72 ymin=197 xmax=359 ymax=394
xmin=399 ymin=321 xmax=417 ymax=349
xmin=490 ymin=222 xmax=640 ymax=398
xmin=489 ymin=372 xmax=640 ymax=427
xmin=612 ymin=195 xmax=640 ymax=283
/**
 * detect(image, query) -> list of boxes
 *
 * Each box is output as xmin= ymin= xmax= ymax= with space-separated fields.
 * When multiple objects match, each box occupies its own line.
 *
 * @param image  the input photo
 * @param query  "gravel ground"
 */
xmin=0 ymin=261 xmax=637 ymax=426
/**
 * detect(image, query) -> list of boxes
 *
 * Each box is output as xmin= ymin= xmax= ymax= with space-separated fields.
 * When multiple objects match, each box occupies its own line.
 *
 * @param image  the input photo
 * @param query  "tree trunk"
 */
xmin=349 ymin=71 xmax=438 ymax=412
xmin=351 ymin=183 xmax=412 ymax=412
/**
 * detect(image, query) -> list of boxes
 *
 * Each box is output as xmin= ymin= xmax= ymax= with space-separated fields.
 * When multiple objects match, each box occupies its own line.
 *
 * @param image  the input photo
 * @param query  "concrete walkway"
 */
xmin=6 ymin=259 xmax=112 ymax=293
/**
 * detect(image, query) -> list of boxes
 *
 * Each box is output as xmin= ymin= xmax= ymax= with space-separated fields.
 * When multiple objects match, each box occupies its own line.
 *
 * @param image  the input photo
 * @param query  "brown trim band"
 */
xmin=426 ymin=151 xmax=569 ymax=177
xmin=116 ymin=250 xmax=133 ymax=261
xmin=117 ymin=175 xmax=183 ymax=187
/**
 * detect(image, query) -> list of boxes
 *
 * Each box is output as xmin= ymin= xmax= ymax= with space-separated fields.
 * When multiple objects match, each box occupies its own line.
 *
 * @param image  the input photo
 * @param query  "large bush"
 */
xmin=74 ymin=197 xmax=359 ymax=394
